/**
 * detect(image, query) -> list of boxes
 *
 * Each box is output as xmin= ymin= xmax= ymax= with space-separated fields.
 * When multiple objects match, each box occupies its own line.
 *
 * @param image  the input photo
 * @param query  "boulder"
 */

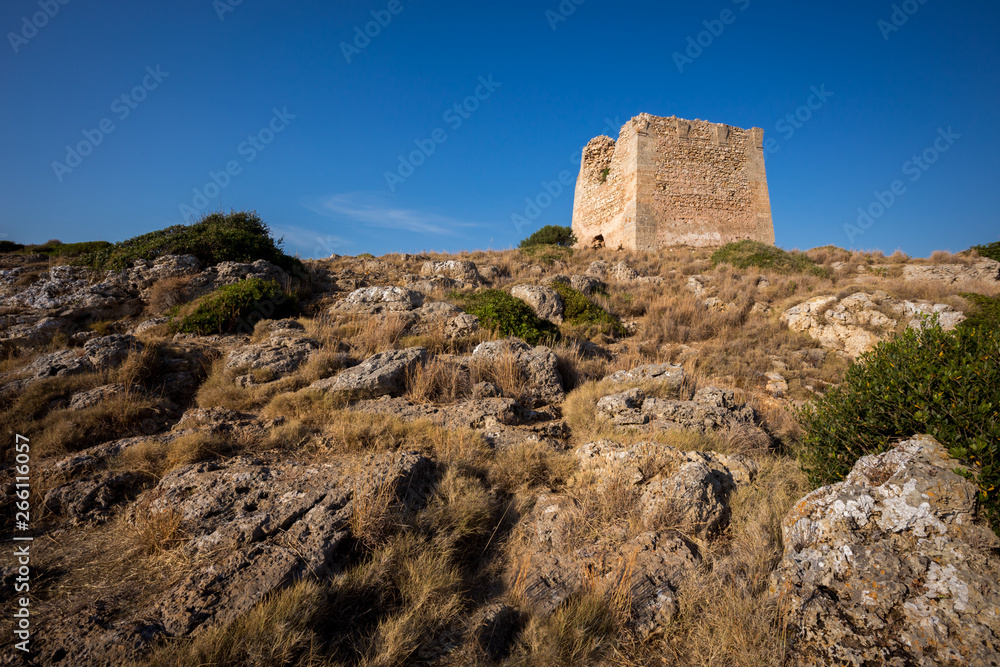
xmin=225 ymin=321 xmax=320 ymax=380
xmin=144 ymin=451 xmax=434 ymax=635
xmin=605 ymin=363 xmax=685 ymax=398
xmin=597 ymin=386 xmax=757 ymax=433
xmin=332 ymin=286 xmax=425 ymax=315
xmin=420 ymin=260 xmax=482 ymax=285
xmin=782 ymin=291 xmax=965 ymax=359
xmin=771 ymin=435 xmax=1000 ymax=666
xmin=309 ymin=347 xmax=427 ymax=398
xmin=444 ymin=313 xmax=480 ymax=339
xmin=7 ymin=264 xmax=140 ymax=318
xmin=515 ymin=441 xmax=756 ymax=637
xmin=472 ymin=338 xmax=564 ymax=403
xmin=903 ymin=258 xmax=1000 ymax=284
xmin=510 ymin=285 xmax=564 ymax=324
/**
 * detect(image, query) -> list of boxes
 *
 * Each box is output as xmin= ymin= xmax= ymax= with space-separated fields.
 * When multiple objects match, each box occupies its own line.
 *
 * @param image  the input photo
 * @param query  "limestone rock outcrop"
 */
xmin=782 ymin=291 xmax=965 ymax=358
xmin=772 ymin=435 xmax=1000 ymax=666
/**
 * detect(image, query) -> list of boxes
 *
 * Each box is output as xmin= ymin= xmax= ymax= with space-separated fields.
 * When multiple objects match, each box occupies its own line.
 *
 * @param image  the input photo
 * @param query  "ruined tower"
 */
xmin=571 ymin=113 xmax=775 ymax=250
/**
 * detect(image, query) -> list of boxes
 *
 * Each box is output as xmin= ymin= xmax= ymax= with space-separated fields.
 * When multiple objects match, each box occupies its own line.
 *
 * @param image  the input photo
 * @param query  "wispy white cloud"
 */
xmin=306 ymin=192 xmax=479 ymax=236
xmin=271 ymin=223 xmax=349 ymax=259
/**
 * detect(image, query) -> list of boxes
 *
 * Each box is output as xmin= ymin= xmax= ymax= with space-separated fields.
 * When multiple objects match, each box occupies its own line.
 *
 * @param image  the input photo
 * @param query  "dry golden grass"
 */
xmin=404 ymin=357 xmax=470 ymax=404
xmin=470 ymin=349 xmax=530 ymax=401
xmin=145 ymin=276 xmax=192 ymax=315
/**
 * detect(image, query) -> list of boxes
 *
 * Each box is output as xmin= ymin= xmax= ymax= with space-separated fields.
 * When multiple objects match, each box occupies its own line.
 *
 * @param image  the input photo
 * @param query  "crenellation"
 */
xmin=572 ymin=113 xmax=775 ymax=250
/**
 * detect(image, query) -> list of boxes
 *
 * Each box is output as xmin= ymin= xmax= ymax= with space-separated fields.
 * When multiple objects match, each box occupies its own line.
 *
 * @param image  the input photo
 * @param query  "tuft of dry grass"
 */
xmin=145 ymin=276 xmax=192 ymax=315
xmin=404 ymin=357 xmax=470 ymax=404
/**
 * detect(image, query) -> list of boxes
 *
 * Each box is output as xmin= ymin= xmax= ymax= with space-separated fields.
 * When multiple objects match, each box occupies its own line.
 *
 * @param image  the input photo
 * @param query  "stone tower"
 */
xmin=571 ymin=113 xmax=775 ymax=250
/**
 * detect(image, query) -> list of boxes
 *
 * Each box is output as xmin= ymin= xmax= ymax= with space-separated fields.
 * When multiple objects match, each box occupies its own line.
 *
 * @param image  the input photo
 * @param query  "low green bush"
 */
xmin=519 ymin=225 xmax=577 ymax=249
xmin=86 ymin=211 xmax=303 ymax=274
xmin=797 ymin=317 xmax=1000 ymax=531
xmin=173 ymin=278 xmax=298 ymax=335
xmin=960 ymin=293 xmax=1000 ymax=331
xmin=711 ymin=240 xmax=828 ymax=277
xmin=0 ymin=240 xmax=25 ymax=253
xmin=456 ymin=289 xmax=559 ymax=345
xmin=971 ymin=241 xmax=1000 ymax=263
xmin=550 ymin=281 xmax=625 ymax=337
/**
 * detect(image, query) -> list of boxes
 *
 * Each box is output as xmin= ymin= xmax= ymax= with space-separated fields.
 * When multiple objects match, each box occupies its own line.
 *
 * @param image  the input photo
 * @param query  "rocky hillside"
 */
xmin=1 ymin=233 xmax=999 ymax=666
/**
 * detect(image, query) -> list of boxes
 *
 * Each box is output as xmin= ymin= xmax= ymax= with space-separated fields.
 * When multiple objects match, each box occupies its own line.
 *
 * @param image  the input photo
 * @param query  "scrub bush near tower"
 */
xmin=797 ymin=317 xmax=1000 ymax=531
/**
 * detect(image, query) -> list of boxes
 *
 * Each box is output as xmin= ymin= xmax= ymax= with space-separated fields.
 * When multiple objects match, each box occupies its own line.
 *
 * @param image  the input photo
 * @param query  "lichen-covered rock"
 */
xmin=183 ymin=259 xmax=289 ymax=298
xmin=771 ymin=435 xmax=1000 ymax=666
xmin=472 ymin=338 xmax=564 ymax=403
xmin=142 ymin=451 xmax=434 ymax=636
xmin=69 ymin=383 xmax=127 ymax=410
xmin=605 ymin=363 xmax=685 ymax=397
xmin=903 ymin=258 xmax=1000 ymax=284
xmin=510 ymin=284 xmax=564 ymax=324
xmin=43 ymin=471 xmax=156 ymax=523
xmin=515 ymin=440 xmax=755 ymax=637
xmin=332 ymin=286 xmax=425 ymax=314
xmin=225 ymin=320 xmax=319 ymax=380
xmin=309 ymin=347 xmax=427 ymax=398
xmin=0 ymin=314 xmax=72 ymax=348
xmin=597 ymin=385 xmax=755 ymax=433
xmin=420 ymin=260 xmax=482 ymax=285
xmin=444 ymin=312 xmax=480 ymax=339
xmin=781 ymin=291 xmax=965 ymax=359
xmin=5 ymin=264 xmax=141 ymax=318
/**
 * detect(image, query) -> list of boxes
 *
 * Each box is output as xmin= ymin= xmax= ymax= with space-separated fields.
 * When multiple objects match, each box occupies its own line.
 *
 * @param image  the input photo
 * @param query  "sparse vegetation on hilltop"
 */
xmin=455 ymin=288 xmax=560 ymax=345
xmin=518 ymin=224 xmax=577 ymax=249
xmin=712 ymin=240 xmax=828 ymax=277
xmin=86 ymin=210 xmax=303 ymax=273
xmin=173 ymin=278 xmax=298 ymax=335
xmin=972 ymin=240 xmax=1000 ymax=263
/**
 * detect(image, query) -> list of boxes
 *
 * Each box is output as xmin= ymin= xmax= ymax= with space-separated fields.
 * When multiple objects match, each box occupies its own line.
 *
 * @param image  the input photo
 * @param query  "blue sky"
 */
xmin=1 ymin=0 xmax=997 ymax=258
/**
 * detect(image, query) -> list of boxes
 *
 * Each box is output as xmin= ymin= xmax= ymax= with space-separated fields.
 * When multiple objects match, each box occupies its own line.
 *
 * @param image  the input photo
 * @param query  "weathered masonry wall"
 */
xmin=572 ymin=113 xmax=775 ymax=250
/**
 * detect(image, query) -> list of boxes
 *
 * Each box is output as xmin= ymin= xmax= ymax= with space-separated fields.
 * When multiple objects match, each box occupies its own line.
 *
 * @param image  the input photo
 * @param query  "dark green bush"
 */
xmin=797 ymin=318 xmax=1000 ymax=530
xmin=550 ymin=281 xmax=625 ymax=337
xmin=711 ymin=240 xmax=828 ymax=277
xmin=519 ymin=225 xmax=577 ymax=249
xmin=971 ymin=241 xmax=1000 ymax=263
xmin=87 ymin=211 xmax=303 ymax=275
xmin=0 ymin=240 xmax=25 ymax=253
xmin=960 ymin=293 xmax=1000 ymax=331
xmin=173 ymin=278 xmax=298 ymax=335
xmin=457 ymin=289 xmax=559 ymax=345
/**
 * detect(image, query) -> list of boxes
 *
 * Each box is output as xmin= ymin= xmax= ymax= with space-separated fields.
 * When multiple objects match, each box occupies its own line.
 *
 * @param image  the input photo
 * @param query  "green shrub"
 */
xmin=173 ymin=278 xmax=298 ymax=335
xmin=960 ymin=293 xmax=1000 ymax=331
xmin=971 ymin=241 xmax=1000 ymax=263
xmin=519 ymin=225 xmax=577 ymax=249
xmin=87 ymin=211 xmax=303 ymax=274
xmin=0 ymin=240 xmax=25 ymax=253
xmin=550 ymin=280 xmax=625 ymax=337
xmin=456 ymin=289 xmax=559 ymax=345
xmin=711 ymin=240 xmax=828 ymax=277
xmin=797 ymin=318 xmax=1000 ymax=531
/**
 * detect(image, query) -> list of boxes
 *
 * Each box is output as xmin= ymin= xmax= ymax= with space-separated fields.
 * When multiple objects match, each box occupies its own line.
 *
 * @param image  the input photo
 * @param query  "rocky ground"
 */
xmin=1 ymin=245 xmax=998 ymax=666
